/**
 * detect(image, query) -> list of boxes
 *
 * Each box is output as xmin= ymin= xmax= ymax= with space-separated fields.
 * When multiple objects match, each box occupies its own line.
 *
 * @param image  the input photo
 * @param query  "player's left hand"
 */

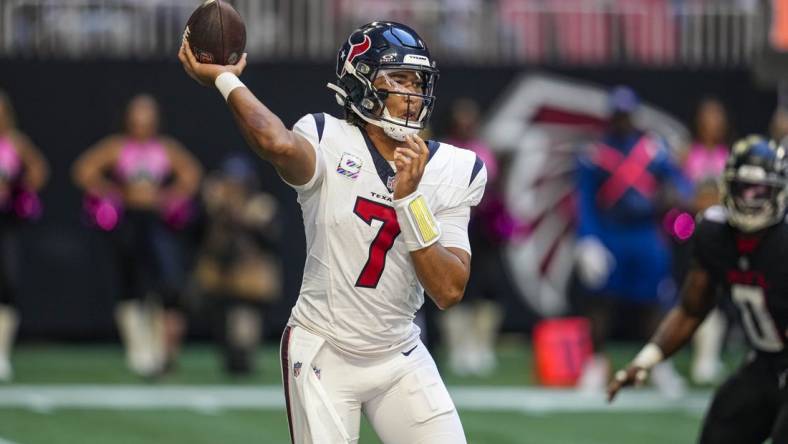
xmin=607 ymin=365 xmax=649 ymax=403
xmin=178 ymin=39 xmax=247 ymax=87
xmin=393 ymin=134 xmax=428 ymax=200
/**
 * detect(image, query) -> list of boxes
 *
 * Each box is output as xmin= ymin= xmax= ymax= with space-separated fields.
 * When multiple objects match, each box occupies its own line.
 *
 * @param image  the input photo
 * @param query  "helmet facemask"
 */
xmin=722 ymin=171 xmax=788 ymax=232
xmin=365 ymin=68 xmax=435 ymax=141
xmin=329 ymin=61 xmax=437 ymax=142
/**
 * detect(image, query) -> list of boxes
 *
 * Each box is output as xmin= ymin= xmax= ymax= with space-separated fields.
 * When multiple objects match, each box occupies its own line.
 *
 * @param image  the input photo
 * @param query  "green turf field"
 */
xmin=0 ymin=340 xmax=741 ymax=443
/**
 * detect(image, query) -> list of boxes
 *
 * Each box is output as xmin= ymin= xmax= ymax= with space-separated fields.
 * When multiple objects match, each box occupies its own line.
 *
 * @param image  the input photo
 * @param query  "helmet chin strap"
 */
xmin=327 ymin=82 xmax=348 ymax=106
xmin=349 ymin=104 xmax=418 ymax=141
xmin=327 ymin=82 xmax=423 ymax=142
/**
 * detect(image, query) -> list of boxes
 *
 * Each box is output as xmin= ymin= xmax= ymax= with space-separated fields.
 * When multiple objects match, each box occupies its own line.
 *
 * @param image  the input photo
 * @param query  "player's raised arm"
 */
xmin=178 ymin=41 xmax=316 ymax=187
xmin=607 ymin=266 xmax=716 ymax=402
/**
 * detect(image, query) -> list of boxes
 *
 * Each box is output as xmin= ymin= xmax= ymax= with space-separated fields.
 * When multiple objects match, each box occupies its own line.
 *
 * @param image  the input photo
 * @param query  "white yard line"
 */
xmin=0 ymin=385 xmax=711 ymax=414
xmin=0 ymin=437 xmax=21 ymax=444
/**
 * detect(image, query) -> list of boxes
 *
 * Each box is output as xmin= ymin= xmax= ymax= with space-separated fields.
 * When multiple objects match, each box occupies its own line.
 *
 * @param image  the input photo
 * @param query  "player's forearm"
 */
xmin=227 ymin=88 xmax=294 ymax=161
xmin=24 ymin=157 xmax=48 ymax=191
xmin=648 ymin=306 xmax=705 ymax=359
xmin=410 ymin=245 xmax=469 ymax=310
xmin=72 ymin=165 xmax=114 ymax=195
xmin=168 ymin=160 xmax=202 ymax=198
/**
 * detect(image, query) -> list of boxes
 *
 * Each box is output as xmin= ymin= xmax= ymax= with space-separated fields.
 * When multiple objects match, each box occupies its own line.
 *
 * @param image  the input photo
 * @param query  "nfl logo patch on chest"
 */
xmin=386 ymin=175 xmax=397 ymax=193
xmin=337 ymin=153 xmax=362 ymax=180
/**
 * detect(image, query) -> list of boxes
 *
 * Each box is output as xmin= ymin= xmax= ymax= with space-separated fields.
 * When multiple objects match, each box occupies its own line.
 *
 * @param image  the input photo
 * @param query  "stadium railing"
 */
xmin=0 ymin=0 xmax=765 ymax=67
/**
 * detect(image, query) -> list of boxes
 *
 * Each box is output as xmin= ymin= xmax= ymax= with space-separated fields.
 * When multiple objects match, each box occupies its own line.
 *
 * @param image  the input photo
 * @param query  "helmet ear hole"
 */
xmin=361 ymin=98 xmax=375 ymax=110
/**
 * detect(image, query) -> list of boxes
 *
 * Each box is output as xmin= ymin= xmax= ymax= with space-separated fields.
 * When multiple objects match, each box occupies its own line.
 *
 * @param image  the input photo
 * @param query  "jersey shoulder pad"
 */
xmin=699 ymin=205 xmax=728 ymax=225
xmin=692 ymin=205 xmax=729 ymax=252
xmin=291 ymin=113 xmax=328 ymax=149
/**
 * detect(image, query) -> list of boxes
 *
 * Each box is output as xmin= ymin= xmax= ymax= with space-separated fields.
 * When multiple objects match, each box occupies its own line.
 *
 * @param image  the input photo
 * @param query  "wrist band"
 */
xmin=632 ymin=343 xmax=664 ymax=370
xmin=215 ymin=72 xmax=245 ymax=101
xmin=393 ymin=191 xmax=441 ymax=251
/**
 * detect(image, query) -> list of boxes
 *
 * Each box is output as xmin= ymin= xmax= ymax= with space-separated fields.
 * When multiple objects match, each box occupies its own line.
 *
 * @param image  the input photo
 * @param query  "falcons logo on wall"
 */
xmin=480 ymin=74 xmax=688 ymax=316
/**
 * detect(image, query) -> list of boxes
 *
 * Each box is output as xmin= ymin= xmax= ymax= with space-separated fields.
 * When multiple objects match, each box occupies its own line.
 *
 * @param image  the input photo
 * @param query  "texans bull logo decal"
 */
xmin=342 ymin=35 xmax=372 ymax=76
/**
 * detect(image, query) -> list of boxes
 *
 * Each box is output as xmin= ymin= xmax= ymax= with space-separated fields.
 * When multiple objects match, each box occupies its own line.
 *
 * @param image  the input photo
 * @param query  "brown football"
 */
xmin=184 ymin=0 xmax=246 ymax=65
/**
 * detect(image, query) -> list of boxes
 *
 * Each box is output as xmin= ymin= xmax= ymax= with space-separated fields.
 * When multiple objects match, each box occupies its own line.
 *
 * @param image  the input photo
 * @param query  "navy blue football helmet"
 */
xmin=327 ymin=22 xmax=439 ymax=141
xmin=721 ymin=135 xmax=788 ymax=232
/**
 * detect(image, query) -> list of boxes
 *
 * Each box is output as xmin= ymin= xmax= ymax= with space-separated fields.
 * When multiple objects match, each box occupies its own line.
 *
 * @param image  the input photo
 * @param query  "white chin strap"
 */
xmin=349 ymin=103 xmax=420 ymax=142
xmin=326 ymin=82 xmax=423 ymax=142
xmin=380 ymin=107 xmax=421 ymax=141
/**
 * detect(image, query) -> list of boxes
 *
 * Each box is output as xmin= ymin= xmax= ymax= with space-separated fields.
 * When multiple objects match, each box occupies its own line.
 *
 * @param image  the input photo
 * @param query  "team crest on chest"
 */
xmin=337 ymin=153 xmax=362 ymax=180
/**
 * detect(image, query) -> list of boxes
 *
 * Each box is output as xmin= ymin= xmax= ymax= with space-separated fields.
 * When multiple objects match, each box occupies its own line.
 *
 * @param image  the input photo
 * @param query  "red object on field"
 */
xmin=533 ymin=317 xmax=593 ymax=386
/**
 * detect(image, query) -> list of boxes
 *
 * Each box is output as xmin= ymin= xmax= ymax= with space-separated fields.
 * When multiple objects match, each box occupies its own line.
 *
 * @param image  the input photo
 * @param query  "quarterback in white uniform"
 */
xmin=180 ymin=21 xmax=486 ymax=444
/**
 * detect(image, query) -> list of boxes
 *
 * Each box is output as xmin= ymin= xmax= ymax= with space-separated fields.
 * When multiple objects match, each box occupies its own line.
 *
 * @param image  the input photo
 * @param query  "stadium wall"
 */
xmin=0 ymin=61 xmax=776 ymax=340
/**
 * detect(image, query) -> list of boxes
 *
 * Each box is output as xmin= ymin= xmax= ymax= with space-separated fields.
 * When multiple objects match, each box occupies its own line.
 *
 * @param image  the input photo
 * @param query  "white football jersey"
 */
xmin=287 ymin=113 xmax=487 ymax=357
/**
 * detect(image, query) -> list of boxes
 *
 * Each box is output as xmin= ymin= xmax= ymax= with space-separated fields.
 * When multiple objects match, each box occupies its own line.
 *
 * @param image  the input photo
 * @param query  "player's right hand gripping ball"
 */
xmin=184 ymin=0 xmax=246 ymax=65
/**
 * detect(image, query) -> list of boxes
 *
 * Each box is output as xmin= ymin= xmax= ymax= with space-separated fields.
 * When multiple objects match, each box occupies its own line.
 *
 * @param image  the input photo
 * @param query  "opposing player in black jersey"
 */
xmin=608 ymin=135 xmax=788 ymax=443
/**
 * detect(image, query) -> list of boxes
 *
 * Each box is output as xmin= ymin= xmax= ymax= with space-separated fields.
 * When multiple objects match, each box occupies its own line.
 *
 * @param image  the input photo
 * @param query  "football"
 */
xmin=184 ymin=0 xmax=246 ymax=65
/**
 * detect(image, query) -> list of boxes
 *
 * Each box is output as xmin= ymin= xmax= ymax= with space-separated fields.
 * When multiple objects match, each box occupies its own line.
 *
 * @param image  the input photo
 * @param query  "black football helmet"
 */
xmin=327 ymin=22 xmax=439 ymax=141
xmin=721 ymin=135 xmax=788 ymax=232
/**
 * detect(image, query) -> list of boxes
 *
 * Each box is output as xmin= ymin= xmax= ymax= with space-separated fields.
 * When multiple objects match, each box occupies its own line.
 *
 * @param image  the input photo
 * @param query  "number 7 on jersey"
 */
xmin=353 ymin=197 xmax=401 ymax=288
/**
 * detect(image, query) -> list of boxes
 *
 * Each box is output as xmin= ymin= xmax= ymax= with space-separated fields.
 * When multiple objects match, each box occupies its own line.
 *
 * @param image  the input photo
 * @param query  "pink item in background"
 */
xmin=13 ymin=189 xmax=42 ymax=221
xmin=684 ymin=143 xmax=727 ymax=183
xmin=115 ymin=139 xmax=171 ymax=184
xmin=160 ymin=196 xmax=194 ymax=230
xmin=83 ymin=193 xmax=123 ymax=231
xmin=663 ymin=208 xmax=695 ymax=242
xmin=0 ymin=137 xmax=22 ymax=182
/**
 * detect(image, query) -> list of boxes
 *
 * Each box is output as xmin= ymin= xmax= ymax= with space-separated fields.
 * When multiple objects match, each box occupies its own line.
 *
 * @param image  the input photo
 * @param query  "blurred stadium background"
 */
xmin=0 ymin=0 xmax=786 ymax=443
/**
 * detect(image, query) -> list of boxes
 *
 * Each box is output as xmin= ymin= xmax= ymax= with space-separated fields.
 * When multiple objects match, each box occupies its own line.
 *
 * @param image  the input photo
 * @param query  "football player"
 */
xmin=179 ymin=22 xmax=485 ymax=443
xmin=609 ymin=136 xmax=788 ymax=443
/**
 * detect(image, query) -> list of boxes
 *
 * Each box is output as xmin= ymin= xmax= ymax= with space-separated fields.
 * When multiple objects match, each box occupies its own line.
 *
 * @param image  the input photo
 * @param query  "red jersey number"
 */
xmin=353 ymin=197 xmax=401 ymax=288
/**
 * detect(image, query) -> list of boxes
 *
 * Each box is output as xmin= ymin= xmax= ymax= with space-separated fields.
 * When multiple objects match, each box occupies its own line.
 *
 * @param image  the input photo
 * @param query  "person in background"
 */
xmin=683 ymin=97 xmax=731 ymax=385
xmin=72 ymin=94 xmax=202 ymax=378
xmin=770 ymin=106 xmax=788 ymax=142
xmin=684 ymin=97 xmax=730 ymax=187
xmin=574 ymin=86 xmax=692 ymax=397
xmin=193 ymin=154 xmax=281 ymax=376
xmin=440 ymin=98 xmax=504 ymax=376
xmin=0 ymin=91 xmax=48 ymax=382
xmin=609 ymin=136 xmax=788 ymax=443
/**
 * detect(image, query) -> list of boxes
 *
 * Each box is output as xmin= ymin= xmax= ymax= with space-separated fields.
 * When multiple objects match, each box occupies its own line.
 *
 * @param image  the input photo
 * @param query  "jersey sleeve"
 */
xmin=463 ymin=160 xmax=488 ymax=207
xmin=433 ymin=152 xmax=487 ymax=254
xmin=436 ymin=205 xmax=472 ymax=254
xmin=445 ymin=154 xmax=487 ymax=208
xmin=283 ymin=113 xmax=326 ymax=194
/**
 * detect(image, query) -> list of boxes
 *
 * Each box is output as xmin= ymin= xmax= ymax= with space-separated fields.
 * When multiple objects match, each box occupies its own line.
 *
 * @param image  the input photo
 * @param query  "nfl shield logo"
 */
xmin=386 ymin=175 xmax=397 ymax=193
xmin=293 ymin=361 xmax=302 ymax=378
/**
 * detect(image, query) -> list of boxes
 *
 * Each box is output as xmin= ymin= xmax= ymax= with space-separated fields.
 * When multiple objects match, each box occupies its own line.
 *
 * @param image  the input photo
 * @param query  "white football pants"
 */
xmin=280 ymin=325 xmax=466 ymax=444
